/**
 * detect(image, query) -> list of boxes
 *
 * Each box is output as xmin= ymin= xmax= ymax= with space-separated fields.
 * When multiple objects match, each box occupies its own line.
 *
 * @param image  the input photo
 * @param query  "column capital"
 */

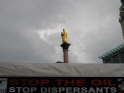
xmin=61 ymin=42 xmax=71 ymax=49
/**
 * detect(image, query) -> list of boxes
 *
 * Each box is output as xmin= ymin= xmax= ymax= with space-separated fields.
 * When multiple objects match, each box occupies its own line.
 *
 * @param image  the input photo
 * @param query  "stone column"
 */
xmin=61 ymin=43 xmax=70 ymax=63
xmin=119 ymin=0 xmax=124 ymax=38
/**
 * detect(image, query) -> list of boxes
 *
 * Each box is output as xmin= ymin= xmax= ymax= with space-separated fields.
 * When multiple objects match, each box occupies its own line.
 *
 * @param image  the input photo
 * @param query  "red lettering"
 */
xmin=40 ymin=80 xmax=49 ymax=85
xmin=76 ymin=80 xmax=85 ymax=86
xmin=91 ymin=80 xmax=116 ymax=86
xmin=55 ymin=80 xmax=64 ymax=86
xmin=91 ymin=80 xmax=102 ymax=86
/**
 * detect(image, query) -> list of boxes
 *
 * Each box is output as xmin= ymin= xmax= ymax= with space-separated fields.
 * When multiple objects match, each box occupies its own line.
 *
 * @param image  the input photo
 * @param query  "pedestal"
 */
xmin=61 ymin=42 xmax=70 ymax=63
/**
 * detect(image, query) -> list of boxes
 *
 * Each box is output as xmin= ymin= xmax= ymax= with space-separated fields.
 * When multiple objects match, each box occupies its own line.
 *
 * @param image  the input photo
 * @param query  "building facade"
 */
xmin=99 ymin=44 xmax=124 ymax=63
xmin=100 ymin=0 xmax=124 ymax=63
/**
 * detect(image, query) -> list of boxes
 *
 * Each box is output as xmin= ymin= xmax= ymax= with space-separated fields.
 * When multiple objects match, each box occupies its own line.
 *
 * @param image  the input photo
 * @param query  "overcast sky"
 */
xmin=0 ymin=0 xmax=123 ymax=63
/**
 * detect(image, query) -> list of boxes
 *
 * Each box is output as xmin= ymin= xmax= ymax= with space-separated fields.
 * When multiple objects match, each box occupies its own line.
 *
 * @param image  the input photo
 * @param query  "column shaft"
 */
xmin=63 ymin=49 xmax=69 ymax=63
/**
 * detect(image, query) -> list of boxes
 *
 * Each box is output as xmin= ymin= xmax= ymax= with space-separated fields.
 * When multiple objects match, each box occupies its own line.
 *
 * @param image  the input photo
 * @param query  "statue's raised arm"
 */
xmin=61 ymin=28 xmax=69 ymax=43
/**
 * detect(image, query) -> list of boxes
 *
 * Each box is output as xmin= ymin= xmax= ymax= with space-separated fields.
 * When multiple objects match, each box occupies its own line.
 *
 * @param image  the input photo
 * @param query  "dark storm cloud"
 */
xmin=0 ymin=0 xmax=122 ymax=63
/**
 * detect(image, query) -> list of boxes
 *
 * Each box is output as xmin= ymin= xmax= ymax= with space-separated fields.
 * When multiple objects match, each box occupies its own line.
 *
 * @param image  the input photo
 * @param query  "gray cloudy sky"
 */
xmin=0 ymin=0 xmax=123 ymax=63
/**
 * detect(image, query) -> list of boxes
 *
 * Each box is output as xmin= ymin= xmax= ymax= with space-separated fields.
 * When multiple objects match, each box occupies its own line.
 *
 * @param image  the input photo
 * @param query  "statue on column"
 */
xmin=121 ymin=0 xmax=124 ymax=9
xmin=60 ymin=28 xmax=70 ymax=63
xmin=120 ymin=0 xmax=124 ymax=22
xmin=121 ymin=0 xmax=124 ymax=5
xmin=121 ymin=0 xmax=124 ymax=8
xmin=61 ymin=28 xmax=69 ymax=43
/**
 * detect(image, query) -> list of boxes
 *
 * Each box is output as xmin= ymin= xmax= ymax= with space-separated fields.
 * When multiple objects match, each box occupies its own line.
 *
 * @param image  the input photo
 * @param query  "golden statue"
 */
xmin=61 ymin=28 xmax=69 ymax=43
